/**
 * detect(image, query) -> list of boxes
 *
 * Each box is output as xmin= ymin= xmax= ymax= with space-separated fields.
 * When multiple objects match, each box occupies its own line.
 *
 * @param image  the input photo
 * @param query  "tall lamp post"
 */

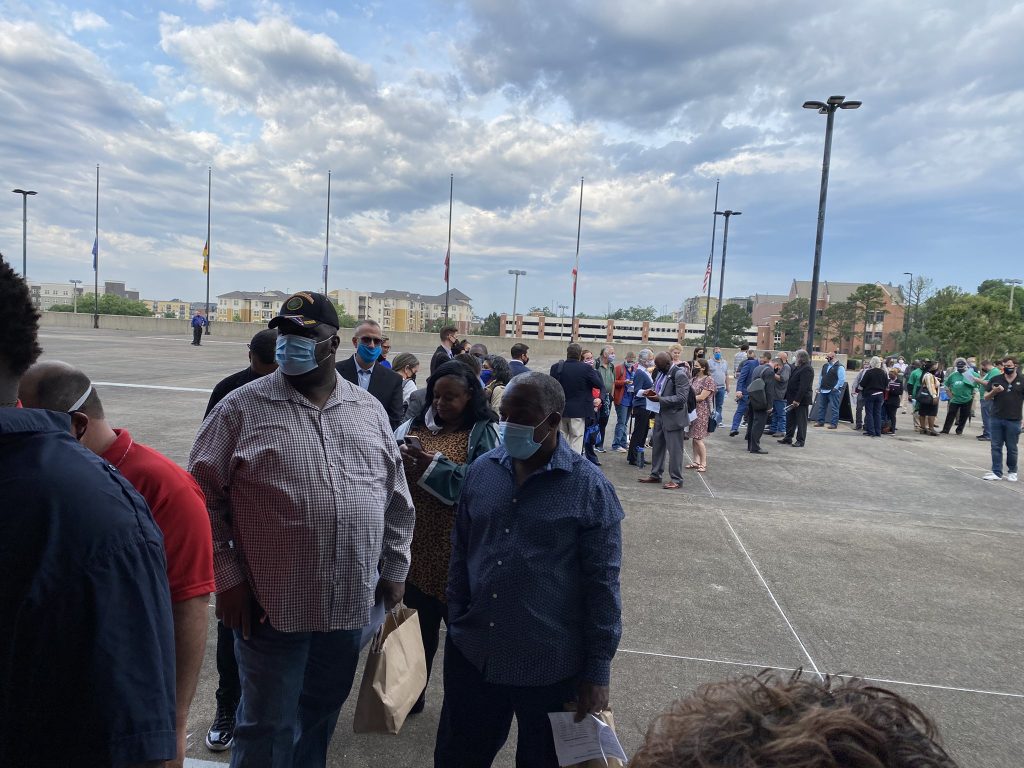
xmin=70 ymin=279 xmax=82 ymax=313
xmin=802 ymin=95 xmax=861 ymax=351
xmin=508 ymin=269 xmax=526 ymax=335
xmin=558 ymin=303 xmax=569 ymax=340
xmin=713 ymin=209 xmax=741 ymax=347
xmin=12 ymin=188 xmax=37 ymax=279
xmin=1005 ymin=278 xmax=1023 ymax=313
xmin=902 ymin=272 xmax=913 ymax=335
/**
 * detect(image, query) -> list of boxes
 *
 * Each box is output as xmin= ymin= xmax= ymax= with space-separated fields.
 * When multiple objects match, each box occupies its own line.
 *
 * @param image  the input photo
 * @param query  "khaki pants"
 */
xmin=559 ymin=417 xmax=585 ymax=453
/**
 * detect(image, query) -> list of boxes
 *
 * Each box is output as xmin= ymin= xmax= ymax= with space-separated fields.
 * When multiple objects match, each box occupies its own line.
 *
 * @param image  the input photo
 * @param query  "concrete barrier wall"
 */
xmin=39 ymin=312 xmax=846 ymax=368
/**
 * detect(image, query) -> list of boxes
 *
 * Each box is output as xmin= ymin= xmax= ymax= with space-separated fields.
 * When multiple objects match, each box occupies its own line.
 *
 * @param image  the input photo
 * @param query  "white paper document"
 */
xmin=548 ymin=712 xmax=628 ymax=767
xmin=645 ymin=398 xmax=661 ymax=413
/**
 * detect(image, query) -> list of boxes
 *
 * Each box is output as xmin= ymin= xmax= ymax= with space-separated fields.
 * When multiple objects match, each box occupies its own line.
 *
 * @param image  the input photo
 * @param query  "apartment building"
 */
xmin=142 ymin=299 xmax=190 ymax=319
xmin=28 ymin=281 xmax=82 ymax=310
xmin=330 ymin=288 xmax=473 ymax=333
xmin=216 ymin=290 xmax=291 ymax=323
xmin=681 ymin=295 xmax=719 ymax=325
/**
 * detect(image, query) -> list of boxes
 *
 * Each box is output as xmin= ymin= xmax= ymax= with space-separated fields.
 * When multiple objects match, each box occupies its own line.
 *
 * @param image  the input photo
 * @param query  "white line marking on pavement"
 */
xmin=617 ymin=648 xmax=1024 ymax=699
xmin=684 ymin=449 xmax=716 ymax=499
xmin=718 ymin=513 xmax=824 ymax=680
xmin=950 ymin=466 xmax=1023 ymax=494
xmin=95 ymin=381 xmax=213 ymax=393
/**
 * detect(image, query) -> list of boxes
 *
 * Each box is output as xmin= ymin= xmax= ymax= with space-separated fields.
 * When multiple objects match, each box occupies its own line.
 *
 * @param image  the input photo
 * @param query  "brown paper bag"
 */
xmin=352 ymin=606 xmax=427 ymax=734
xmin=562 ymin=707 xmax=625 ymax=768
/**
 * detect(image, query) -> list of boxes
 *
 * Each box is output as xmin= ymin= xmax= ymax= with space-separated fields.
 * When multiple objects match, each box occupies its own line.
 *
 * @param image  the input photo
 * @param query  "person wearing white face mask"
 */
xmin=189 ymin=291 xmax=415 ymax=768
xmin=436 ymin=372 xmax=624 ymax=767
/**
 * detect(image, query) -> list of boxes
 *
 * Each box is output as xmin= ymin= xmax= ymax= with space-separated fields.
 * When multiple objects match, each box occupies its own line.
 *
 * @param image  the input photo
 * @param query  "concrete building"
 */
xmin=103 ymin=281 xmax=140 ymax=302
xmin=329 ymin=288 xmax=473 ymax=334
xmin=500 ymin=314 xmax=685 ymax=345
xmin=28 ymin=281 xmax=83 ymax=310
xmin=216 ymin=290 xmax=290 ymax=323
xmin=681 ymin=295 xmax=719 ymax=325
xmin=142 ymin=299 xmax=190 ymax=319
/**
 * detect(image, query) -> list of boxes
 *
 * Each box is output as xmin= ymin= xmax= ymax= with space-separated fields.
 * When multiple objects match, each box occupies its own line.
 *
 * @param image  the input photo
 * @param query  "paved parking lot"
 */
xmin=37 ymin=327 xmax=1024 ymax=767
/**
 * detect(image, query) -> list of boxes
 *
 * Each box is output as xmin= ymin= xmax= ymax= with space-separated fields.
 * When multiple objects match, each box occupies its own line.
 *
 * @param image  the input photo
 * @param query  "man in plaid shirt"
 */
xmin=190 ymin=291 xmax=415 ymax=768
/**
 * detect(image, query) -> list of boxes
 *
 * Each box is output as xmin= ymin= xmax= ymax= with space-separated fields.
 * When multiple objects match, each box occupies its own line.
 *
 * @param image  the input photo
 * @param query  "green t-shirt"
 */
xmin=985 ymin=368 xmax=1001 ymax=383
xmin=907 ymin=367 xmax=923 ymax=396
xmin=944 ymin=371 xmax=978 ymax=404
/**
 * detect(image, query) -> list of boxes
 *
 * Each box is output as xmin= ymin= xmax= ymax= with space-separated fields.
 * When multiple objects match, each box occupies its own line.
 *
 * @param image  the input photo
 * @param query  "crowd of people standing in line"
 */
xmin=0 ymin=260 xmax=984 ymax=768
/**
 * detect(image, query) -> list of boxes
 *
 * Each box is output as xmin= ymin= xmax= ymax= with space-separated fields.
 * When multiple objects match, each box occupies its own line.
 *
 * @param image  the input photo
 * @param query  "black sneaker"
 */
xmin=206 ymin=702 xmax=237 ymax=752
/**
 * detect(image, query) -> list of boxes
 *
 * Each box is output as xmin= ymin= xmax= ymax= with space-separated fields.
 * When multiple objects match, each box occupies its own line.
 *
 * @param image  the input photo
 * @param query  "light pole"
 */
xmin=713 ymin=209 xmax=741 ymax=347
xmin=1005 ymin=278 xmax=1023 ymax=313
xmin=508 ymin=269 xmax=526 ymax=334
xmin=558 ymin=303 xmax=569 ymax=340
xmin=903 ymin=272 xmax=913 ymax=335
xmin=70 ymin=279 xmax=82 ymax=313
xmin=12 ymin=188 xmax=37 ymax=279
xmin=802 ymin=95 xmax=861 ymax=351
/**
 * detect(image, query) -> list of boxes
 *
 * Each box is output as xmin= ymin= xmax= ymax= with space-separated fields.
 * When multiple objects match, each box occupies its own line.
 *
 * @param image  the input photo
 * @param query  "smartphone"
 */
xmin=404 ymin=436 xmax=424 ymax=452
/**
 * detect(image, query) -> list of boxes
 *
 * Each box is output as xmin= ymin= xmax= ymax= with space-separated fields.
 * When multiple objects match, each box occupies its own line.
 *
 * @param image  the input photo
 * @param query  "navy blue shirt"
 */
xmin=736 ymin=357 xmax=759 ymax=394
xmin=622 ymin=364 xmax=653 ymax=409
xmin=0 ymin=408 xmax=176 ymax=768
xmin=508 ymin=359 xmax=530 ymax=378
xmin=447 ymin=436 xmax=624 ymax=687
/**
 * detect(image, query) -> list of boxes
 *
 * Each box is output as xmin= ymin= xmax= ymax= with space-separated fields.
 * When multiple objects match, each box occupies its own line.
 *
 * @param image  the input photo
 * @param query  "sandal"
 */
xmin=685 ymin=462 xmax=700 ymax=469
xmin=696 ymin=465 xmax=706 ymax=473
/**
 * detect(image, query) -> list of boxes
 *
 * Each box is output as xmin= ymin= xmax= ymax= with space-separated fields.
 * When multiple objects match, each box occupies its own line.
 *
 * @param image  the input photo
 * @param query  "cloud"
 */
xmin=71 ymin=11 xmax=109 ymax=32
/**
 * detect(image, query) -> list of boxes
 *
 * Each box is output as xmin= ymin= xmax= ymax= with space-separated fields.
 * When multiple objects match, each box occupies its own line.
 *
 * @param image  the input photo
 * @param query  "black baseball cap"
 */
xmin=269 ymin=291 xmax=339 ymax=331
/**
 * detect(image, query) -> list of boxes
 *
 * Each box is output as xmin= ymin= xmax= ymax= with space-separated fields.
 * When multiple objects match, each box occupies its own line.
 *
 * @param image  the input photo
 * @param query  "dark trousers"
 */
xmin=216 ymin=619 xmax=242 ymax=709
xmin=404 ymin=581 xmax=448 ymax=699
xmin=193 ymin=326 xmax=203 ymax=345
xmin=884 ymin=402 xmax=899 ymax=431
xmin=434 ymin=637 xmax=576 ymax=768
xmin=745 ymin=407 xmax=769 ymax=451
xmin=627 ymin=405 xmax=651 ymax=463
xmin=785 ymin=404 xmax=809 ymax=444
xmin=942 ymin=401 xmax=971 ymax=434
xmin=596 ymin=397 xmax=611 ymax=447
xmin=864 ymin=395 xmax=884 ymax=436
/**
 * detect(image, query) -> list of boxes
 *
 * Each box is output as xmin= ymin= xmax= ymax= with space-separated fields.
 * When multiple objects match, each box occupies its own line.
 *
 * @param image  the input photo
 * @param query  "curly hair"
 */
xmin=630 ymin=670 xmax=958 ymax=768
xmin=486 ymin=355 xmax=512 ymax=386
xmin=414 ymin=359 xmax=496 ymax=428
xmin=0 ymin=258 xmax=42 ymax=377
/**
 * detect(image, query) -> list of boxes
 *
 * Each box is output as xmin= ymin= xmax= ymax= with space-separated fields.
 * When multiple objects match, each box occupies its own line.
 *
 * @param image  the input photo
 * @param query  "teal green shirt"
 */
xmin=945 ymin=371 xmax=978 ymax=404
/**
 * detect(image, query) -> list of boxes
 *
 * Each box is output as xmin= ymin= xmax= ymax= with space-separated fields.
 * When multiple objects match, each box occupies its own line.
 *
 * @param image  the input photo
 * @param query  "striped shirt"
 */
xmin=189 ymin=369 xmax=415 ymax=633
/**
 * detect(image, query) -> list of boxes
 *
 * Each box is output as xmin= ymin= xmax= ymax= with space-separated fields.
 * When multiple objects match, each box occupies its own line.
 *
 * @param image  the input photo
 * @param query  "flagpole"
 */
xmin=93 ymin=165 xmax=99 ymax=329
xmin=323 ymin=170 xmax=331 ymax=296
xmin=444 ymin=173 xmax=453 ymax=322
xmin=205 ymin=166 xmax=211 ymax=335
xmin=570 ymin=176 xmax=583 ymax=343
xmin=705 ymin=178 xmax=720 ymax=343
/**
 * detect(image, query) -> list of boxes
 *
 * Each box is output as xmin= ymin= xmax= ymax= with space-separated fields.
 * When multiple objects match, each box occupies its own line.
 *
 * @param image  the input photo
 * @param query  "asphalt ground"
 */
xmin=35 ymin=327 xmax=1024 ymax=768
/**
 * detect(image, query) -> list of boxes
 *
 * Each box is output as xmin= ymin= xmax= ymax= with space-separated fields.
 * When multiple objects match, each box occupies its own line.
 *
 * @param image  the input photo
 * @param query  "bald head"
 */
xmin=654 ymin=351 xmax=672 ymax=371
xmin=19 ymin=361 xmax=103 ymax=417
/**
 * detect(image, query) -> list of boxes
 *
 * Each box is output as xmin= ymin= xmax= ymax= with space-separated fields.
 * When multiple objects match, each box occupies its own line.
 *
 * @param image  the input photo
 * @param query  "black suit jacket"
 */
xmin=550 ymin=360 xmax=607 ymax=419
xmin=430 ymin=345 xmax=453 ymax=376
xmin=786 ymin=363 xmax=815 ymax=406
xmin=336 ymin=356 xmax=405 ymax=430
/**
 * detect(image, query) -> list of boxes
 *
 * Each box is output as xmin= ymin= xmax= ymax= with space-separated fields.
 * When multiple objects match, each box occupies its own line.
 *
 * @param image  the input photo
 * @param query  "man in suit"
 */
xmin=549 ymin=343 xmax=606 ymax=453
xmin=508 ymin=343 xmax=530 ymax=378
xmin=336 ymin=320 xmax=405 ymax=429
xmin=745 ymin=352 xmax=774 ymax=454
xmin=779 ymin=349 xmax=814 ymax=447
xmin=638 ymin=351 xmax=690 ymax=490
xmin=430 ymin=325 xmax=459 ymax=375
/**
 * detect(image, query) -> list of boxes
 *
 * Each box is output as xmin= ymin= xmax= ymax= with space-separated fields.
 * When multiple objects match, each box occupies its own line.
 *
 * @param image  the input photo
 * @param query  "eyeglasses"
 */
xmin=358 ymin=336 xmax=383 ymax=346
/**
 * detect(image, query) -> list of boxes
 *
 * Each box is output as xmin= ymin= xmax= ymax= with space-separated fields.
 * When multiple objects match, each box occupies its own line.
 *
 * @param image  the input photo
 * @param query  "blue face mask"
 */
xmin=480 ymin=369 xmax=493 ymax=385
xmin=357 ymin=343 xmax=382 ymax=365
xmin=498 ymin=415 xmax=553 ymax=460
xmin=714 ymin=352 xmax=722 ymax=360
xmin=276 ymin=334 xmax=330 ymax=376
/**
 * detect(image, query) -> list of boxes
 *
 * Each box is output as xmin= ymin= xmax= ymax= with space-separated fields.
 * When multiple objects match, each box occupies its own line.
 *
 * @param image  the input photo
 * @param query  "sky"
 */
xmin=2 ymin=1 xmax=1022 ymax=318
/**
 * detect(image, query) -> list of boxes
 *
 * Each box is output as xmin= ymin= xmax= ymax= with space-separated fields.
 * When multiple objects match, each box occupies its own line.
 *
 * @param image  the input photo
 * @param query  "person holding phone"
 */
xmin=394 ymin=359 xmax=500 ymax=712
xmin=983 ymin=357 xmax=1022 ymax=482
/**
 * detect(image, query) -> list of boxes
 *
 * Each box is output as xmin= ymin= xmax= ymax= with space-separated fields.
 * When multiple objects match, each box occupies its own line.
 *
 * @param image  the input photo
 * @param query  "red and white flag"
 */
xmin=571 ymin=256 xmax=579 ymax=298
xmin=701 ymin=251 xmax=713 ymax=292
xmin=444 ymin=245 xmax=450 ymax=283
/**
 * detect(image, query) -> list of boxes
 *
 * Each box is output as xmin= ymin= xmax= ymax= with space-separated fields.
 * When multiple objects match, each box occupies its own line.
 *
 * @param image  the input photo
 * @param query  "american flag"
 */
xmin=701 ymin=251 xmax=713 ymax=292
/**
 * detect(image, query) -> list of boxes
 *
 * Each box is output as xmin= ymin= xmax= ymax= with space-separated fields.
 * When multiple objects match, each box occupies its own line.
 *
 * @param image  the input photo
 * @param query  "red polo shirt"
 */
xmin=102 ymin=429 xmax=214 ymax=603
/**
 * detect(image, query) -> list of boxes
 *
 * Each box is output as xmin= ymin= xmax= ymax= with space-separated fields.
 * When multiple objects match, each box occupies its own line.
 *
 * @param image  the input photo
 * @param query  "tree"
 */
xmin=977 ymin=279 xmax=1024 ymax=321
xmin=326 ymin=299 xmax=357 ymax=328
xmin=163 ymin=311 xmax=177 ymax=319
xmin=609 ymin=305 xmax=658 ymax=322
xmin=423 ymin=318 xmax=450 ymax=334
xmin=654 ymin=314 xmax=675 ymax=323
xmin=708 ymin=304 xmax=752 ymax=347
xmin=925 ymin=295 xmax=1024 ymax=361
xmin=478 ymin=312 xmax=500 ymax=336
xmin=49 ymin=293 xmax=152 ymax=316
xmin=823 ymin=302 xmax=860 ymax=353
xmin=775 ymin=298 xmax=809 ymax=349
xmin=847 ymin=284 xmax=888 ymax=356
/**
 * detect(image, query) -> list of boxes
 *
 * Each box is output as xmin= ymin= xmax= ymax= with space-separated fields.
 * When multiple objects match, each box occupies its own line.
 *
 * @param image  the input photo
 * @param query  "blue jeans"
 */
xmin=435 ymin=637 xmax=576 ymax=768
xmin=864 ymin=395 xmax=884 ymax=436
xmin=231 ymin=621 xmax=363 ymax=768
xmin=612 ymin=403 xmax=630 ymax=449
xmin=990 ymin=418 xmax=1020 ymax=477
xmin=771 ymin=399 xmax=787 ymax=433
xmin=815 ymin=389 xmax=843 ymax=427
xmin=731 ymin=394 xmax=749 ymax=431
xmin=714 ymin=387 xmax=726 ymax=423
xmin=980 ymin=398 xmax=992 ymax=437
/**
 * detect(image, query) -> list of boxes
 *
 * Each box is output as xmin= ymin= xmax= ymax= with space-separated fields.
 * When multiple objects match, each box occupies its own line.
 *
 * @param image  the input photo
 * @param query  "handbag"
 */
xmin=916 ymin=388 xmax=934 ymax=405
xmin=352 ymin=605 xmax=427 ymax=734
xmin=707 ymin=413 xmax=719 ymax=433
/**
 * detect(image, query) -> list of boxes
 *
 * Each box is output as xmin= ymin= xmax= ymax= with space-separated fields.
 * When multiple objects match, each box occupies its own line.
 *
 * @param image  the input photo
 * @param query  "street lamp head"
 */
xmin=12 ymin=189 xmax=37 ymax=196
xmin=840 ymin=100 xmax=862 ymax=110
xmin=802 ymin=101 xmax=826 ymax=110
xmin=827 ymin=95 xmax=845 ymax=105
